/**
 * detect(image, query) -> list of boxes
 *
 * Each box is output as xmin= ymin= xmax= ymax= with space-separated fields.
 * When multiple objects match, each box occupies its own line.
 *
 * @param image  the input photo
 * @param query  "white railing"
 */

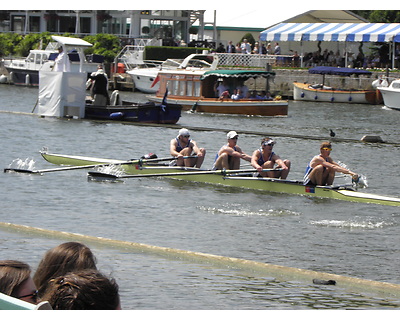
xmin=214 ymin=53 xmax=296 ymax=69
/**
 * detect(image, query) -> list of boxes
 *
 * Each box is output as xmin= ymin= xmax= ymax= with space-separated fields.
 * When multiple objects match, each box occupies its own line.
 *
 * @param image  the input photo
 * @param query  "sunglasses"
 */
xmin=230 ymin=137 xmax=238 ymax=140
xmin=18 ymin=290 xmax=38 ymax=302
xmin=262 ymin=141 xmax=275 ymax=146
xmin=182 ymin=135 xmax=190 ymax=138
xmin=322 ymin=147 xmax=332 ymax=151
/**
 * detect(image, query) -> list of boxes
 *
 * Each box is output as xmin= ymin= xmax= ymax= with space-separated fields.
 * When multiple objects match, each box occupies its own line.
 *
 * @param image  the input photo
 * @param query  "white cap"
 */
xmin=177 ymin=128 xmax=190 ymax=138
xmin=227 ymin=131 xmax=239 ymax=139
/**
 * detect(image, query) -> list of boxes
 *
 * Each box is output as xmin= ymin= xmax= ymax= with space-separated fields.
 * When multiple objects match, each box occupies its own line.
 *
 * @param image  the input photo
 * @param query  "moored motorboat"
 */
xmin=40 ymin=151 xmax=400 ymax=207
xmin=127 ymin=53 xmax=218 ymax=94
xmin=85 ymin=91 xmax=182 ymax=124
xmin=377 ymin=79 xmax=400 ymax=111
xmin=293 ymin=66 xmax=381 ymax=104
xmin=4 ymin=36 xmax=103 ymax=86
xmin=147 ymin=69 xmax=288 ymax=116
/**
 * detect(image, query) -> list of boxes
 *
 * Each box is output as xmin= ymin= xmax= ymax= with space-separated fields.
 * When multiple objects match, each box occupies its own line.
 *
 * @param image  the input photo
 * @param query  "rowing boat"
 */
xmin=39 ymin=151 xmax=400 ymax=206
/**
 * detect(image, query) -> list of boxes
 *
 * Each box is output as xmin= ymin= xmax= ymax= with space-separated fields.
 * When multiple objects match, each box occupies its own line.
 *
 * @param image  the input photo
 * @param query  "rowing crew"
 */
xmin=170 ymin=128 xmax=359 ymax=186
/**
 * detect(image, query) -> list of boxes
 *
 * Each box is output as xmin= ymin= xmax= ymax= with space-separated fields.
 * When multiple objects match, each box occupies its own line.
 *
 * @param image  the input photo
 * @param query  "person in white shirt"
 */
xmin=53 ymin=46 xmax=71 ymax=72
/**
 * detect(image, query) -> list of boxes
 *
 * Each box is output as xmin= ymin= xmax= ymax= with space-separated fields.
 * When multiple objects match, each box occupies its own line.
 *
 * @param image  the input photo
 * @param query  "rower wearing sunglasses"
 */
xmin=170 ymin=128 xmax=206 ymax=168
xmin=251 ymin=137 xmax=291 ymax=179
xmin=304 ymin=141 xmax=358 ymax=186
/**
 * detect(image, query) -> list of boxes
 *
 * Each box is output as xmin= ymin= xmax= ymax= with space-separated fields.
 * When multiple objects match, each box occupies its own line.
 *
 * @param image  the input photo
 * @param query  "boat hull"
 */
xmin=5 ymin=68 xmax=40 ymax=86
xmin=293 ymin=82 xmax=382 ymax=104
xmin=378 ymin=86 xmax=400 ymax=111
xmin=127 ymin=69 xmax=159 ymax=93
xmin=40 ymin=152 xmax=400 ymax=206
xmin=84 ymin=102 xmax=182 ymax=124
xmin=147 ymin=96 xmax=288 ymax=117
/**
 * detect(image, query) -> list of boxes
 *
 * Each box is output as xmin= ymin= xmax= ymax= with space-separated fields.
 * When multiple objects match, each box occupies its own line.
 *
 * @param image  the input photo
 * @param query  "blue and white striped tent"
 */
xmin=260 ymin=23 xmax=400 ymax=43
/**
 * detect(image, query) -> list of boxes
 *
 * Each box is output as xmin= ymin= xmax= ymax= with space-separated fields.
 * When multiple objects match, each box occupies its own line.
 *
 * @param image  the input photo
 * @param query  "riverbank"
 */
xmin=2 ymin=61 xmax=399 ymax=99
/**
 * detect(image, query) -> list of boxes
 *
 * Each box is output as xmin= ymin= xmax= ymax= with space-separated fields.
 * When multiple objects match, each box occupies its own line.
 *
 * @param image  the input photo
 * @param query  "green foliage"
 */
xmin=0 ymin=33 xmax=122 ymax=62
xmin=351 ymin=10 xmax=400 ymax=23
xmin=83 ymin=34 xmax=122 ymax=63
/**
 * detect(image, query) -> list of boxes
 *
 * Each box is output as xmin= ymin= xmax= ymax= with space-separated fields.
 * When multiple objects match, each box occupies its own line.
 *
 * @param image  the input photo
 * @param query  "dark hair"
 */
xmin=33 ymin=242 xmax=97 ymax=297
xmin=0 ymin=260 xmax=31 ymax=297
xmin=41 ymin=269 xmax=120 ymax=310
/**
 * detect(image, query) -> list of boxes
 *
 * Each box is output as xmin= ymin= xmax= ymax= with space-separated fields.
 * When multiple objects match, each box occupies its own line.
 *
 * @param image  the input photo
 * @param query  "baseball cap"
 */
xmin=227 ymin=131 xmax=239 ymax=139
xmin=177 ymin=128 xmax=190 ymax=138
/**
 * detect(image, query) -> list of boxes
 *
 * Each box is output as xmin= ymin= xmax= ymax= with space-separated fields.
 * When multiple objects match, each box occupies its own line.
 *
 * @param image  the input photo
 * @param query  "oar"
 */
xmin=88 ymin=168 xmax=282 ymax=180
xmin=4 ymin=156 xmax=197 ymax=175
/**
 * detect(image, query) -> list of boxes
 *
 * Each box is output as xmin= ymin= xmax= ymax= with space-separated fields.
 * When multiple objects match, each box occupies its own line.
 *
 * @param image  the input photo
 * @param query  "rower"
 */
xmin=251 ymin=137 xmax=291 ymax=179
xmin=170 ymin=128 xmax=206 ymax=168
xmin=213 ymin=131 xmax=251 ymax=170
xmin=304 ymin=141 xmax=359 ymax=186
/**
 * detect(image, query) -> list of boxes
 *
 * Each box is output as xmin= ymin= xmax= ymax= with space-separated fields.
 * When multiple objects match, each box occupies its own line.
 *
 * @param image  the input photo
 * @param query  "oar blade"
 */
xmin=4 ymin=168 xmax=38 ymax=174
xmin=87 ymin=171 xmax=120 ymax=181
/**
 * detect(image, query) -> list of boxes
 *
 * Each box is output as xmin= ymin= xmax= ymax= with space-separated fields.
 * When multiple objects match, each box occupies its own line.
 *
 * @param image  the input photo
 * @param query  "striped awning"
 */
xmin=260 ymin=23 xmax=400 ymax=42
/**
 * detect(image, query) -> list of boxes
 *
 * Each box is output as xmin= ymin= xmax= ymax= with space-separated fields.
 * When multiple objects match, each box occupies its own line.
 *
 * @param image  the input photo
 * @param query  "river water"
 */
xmin=1 ymin=84 xmax=400 ymax=310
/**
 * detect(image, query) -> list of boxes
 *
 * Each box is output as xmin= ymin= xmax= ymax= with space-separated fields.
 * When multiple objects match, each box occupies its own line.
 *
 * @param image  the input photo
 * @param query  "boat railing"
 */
xmin=216 ymin=53 xmax=277 ymax=69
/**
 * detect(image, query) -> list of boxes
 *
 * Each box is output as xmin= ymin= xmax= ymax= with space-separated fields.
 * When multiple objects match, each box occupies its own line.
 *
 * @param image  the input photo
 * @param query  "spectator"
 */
xmin=33 ymin=242 xmax=97 ymax=298
xmin=41 ymin=269 xmax=121 ymax=310
xmin=0 ymin=260 xmax=38 ymax=305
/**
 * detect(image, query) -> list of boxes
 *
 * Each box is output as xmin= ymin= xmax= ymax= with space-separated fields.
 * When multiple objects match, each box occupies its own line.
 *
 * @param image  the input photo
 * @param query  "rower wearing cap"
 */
xmin=251 ymin=137 xmax=291 ymax=179
xmin=304 ymin=141 xmax=358 ymax=186
xmin=170 ymin=128 xmax=206 ymax=168
xmin=213 ymin=131 xmax=251 ymax=170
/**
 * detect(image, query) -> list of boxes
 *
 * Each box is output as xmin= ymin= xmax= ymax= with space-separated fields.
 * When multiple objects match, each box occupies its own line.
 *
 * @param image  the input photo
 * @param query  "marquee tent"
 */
xmin=260 ymin=23 xmax=400 ymax=68
xmin=260 ymin=23 xmax=400 ymax=43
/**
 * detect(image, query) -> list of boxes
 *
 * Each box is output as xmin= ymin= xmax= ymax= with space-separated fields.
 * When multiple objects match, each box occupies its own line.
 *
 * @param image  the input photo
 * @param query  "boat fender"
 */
xmin=348 ymin=96 xmax=352 ymax=102
xmin=300 ymin=92 xmax=305 ymax=98
xmin=110 ymin=112 xmax=124 ymax=120
xmin=313 ymin=279 xmax=336 ymax=285
xmin=330 ymin=97 xmax=334 ymax=102
xmin=25 ymin=74 xmax=30 ymax=86
xmin=314 ymin=95 xmax=318 ymax=100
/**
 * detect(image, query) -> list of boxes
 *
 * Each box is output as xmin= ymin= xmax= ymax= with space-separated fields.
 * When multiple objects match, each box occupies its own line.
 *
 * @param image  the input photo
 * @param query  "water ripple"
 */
xmin=309 ymin=219 xmax=396 ymax=229
xmin=198 ymin=204 xmax=301 ymax=217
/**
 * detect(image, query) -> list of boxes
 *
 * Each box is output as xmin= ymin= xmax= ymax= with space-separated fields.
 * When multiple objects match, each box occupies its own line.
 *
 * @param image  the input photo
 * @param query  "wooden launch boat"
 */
xmin=293 ymin=66 xmax=382 ymax=104
xmin=36 ymin=151 xmax=400 ymax=207
xmin=147 ymin=69 xmax=288 ymax=116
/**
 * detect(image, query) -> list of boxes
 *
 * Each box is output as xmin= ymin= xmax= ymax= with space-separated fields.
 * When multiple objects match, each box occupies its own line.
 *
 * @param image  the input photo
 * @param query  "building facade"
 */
xmin=0 ymin=10 xmax=208 ymax=45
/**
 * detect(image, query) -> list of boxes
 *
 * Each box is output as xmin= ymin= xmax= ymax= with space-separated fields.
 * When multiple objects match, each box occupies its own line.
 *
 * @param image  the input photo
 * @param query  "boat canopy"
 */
xmin=308 ymin=66 xmax=372 ymax=76
xmin=260 ymin=23 xmax=400 ymax=43
xmin=201 ymin=70 xmax=275 ymax=80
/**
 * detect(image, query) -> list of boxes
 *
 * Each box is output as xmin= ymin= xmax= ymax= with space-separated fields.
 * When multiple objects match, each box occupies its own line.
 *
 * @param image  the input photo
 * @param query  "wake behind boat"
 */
xmin=37 ymin=150 xmax=400 ymax=207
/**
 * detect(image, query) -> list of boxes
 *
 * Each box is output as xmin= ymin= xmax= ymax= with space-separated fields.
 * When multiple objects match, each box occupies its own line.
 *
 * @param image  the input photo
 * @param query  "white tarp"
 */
xmin=37 ymin=71 xmax=86 ymax=118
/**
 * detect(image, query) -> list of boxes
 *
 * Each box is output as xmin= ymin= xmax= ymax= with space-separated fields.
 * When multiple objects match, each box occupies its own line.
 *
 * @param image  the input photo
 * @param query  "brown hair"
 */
xmin=41 ymin=269 xmax=120 ymax=310
xmin=0 ymin=260 xmax=31 ymax=297
xmin=320 ymin=141 xmax=332 ymax=150
xmin=33 ymin=242 xmax=97 ymax=297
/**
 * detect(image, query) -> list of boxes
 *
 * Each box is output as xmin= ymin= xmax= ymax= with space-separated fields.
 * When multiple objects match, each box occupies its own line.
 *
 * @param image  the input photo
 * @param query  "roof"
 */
xmin=260 ymin=23 xmax=400 ymax=42
xmin=281 ymin=10 xmax=368 ymax=24
xmin=308 ymin=66 xmax=372 ymax=76
xmin=51 ymin=36 xmax=93 ymax=47
xmin=201 ymin=70 xmax=276 ymax=79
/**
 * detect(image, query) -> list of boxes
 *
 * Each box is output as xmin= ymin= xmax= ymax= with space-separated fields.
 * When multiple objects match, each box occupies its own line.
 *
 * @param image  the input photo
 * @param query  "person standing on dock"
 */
xmin=213 ymin=131 xmax=251 ymax=170
xmin=170 ymin=128 xmax=206 ymax=168
xmin=251 ymin=138 xmax=290 ymax=179
xmin=303 ymin=142 xmax=359 ymax=186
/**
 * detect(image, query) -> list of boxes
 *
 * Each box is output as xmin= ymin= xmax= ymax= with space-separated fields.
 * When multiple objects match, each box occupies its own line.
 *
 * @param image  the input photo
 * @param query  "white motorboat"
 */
xmin=377 ymin=79 xmax=400 ymax=111
xmin=127 ymin=53 xmax=218 ymax=93
xmin=3 ymin=36 xmax=103 ymax=86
